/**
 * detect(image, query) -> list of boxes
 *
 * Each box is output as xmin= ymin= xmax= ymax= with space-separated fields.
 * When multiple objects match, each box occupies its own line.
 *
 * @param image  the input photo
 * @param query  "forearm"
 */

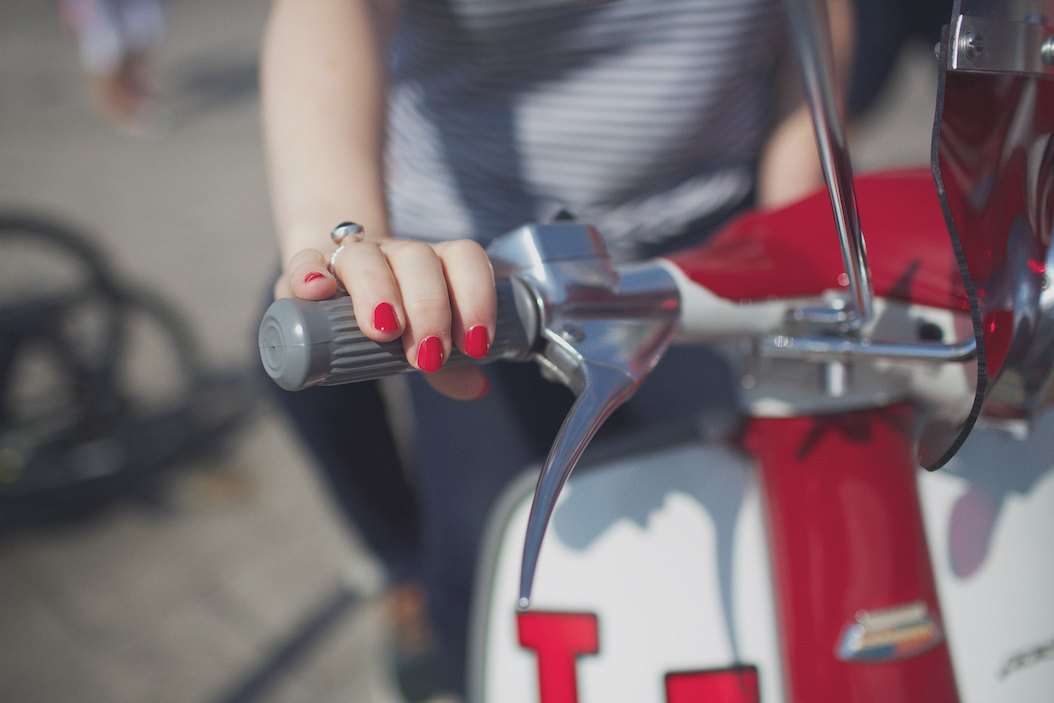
xmin=758 ymin=0 xmax=854 ymax=209
xmin=261 ymin=0 xmax=396 ymax=261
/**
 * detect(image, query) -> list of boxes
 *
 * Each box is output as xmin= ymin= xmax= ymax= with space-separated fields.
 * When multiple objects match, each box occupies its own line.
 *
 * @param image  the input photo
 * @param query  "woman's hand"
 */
xmin=274 ymin=239 xmax=495 ymax=400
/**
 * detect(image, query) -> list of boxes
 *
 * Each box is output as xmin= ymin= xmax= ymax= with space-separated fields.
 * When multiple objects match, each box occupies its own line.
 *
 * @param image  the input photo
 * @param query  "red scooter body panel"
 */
xmin=668 ymin=170 xmax=967 ymax=312
xmin=744 ymin=407 xmax=959 ymax=703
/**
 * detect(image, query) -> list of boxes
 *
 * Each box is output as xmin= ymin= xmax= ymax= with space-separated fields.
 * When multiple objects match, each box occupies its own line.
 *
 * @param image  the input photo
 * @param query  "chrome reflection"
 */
xmin=923 ymin=0 xmax=1054 ymax=467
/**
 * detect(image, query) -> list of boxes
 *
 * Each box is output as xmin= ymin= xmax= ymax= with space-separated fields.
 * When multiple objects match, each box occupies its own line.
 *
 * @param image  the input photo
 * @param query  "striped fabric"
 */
xmin=385 ymin=0 xmax=783 ymax=257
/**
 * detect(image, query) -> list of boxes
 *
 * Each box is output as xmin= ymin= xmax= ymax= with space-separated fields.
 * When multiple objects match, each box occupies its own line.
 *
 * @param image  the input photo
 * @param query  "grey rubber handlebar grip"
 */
xmin=259 ymin=277 xmax=538 ymax=391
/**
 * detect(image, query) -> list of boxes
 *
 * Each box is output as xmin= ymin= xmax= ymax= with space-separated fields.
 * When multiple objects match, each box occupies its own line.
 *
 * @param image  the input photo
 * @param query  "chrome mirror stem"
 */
xmin=784 ymin=0 xmax=874 ymax=325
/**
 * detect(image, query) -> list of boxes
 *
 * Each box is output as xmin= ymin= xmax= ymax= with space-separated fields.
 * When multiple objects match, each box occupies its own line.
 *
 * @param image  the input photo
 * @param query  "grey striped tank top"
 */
xmin=385 ymin=0 xmax=782 ymax=257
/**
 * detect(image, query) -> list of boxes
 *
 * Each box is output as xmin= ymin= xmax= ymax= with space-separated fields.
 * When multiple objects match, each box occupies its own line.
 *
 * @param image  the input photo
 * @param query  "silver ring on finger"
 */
xmin=327 ymin=222 xmax=367 ymax=280
xmin=331 ymin=221 xmax=366 ymax=246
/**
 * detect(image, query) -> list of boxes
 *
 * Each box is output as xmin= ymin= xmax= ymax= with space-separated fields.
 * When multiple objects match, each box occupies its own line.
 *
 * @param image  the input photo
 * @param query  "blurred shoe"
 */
xmin=90 ymin=68 xmax=145 ymax=130
xmin=385 ymin=585 xmax=461 ymax=702
xmin=88 ymin=51 xmax=167 ymax=137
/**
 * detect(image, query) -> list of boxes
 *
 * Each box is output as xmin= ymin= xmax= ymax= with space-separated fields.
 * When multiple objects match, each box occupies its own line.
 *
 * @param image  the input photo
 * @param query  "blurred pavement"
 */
xmin=1 ymin=1 xmax=400 ymax=702
xmin=0 ymin=0 xmax=939 ymax=701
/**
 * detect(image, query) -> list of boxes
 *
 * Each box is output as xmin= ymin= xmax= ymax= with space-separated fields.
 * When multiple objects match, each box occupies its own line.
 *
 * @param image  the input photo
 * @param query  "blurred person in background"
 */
xmin=259 ymin=0 xmax=870 ymax=698
xmin=60 ymin=0 xmax=164 ymax=129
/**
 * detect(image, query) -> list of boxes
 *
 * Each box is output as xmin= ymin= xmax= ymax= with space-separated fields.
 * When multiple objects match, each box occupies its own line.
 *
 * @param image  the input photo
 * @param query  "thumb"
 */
xmin=286 ymin=249 xmax=338 ymax=300
xmin=425 ymin=366 xmax=490 ymax=401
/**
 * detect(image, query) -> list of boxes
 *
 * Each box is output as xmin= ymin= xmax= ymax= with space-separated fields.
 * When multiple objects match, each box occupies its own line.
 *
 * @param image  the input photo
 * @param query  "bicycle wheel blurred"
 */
xmin=0 ymin=212 xmax=254 ymax=525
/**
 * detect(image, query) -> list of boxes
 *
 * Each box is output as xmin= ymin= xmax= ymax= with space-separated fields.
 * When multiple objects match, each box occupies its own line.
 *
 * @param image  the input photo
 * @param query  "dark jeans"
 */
xmin=263 ymin=375 xmax=424 ymax=584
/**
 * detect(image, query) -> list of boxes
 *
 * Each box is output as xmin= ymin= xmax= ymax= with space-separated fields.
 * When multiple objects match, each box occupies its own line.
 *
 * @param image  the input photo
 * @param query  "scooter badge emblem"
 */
xmin=836 ymin=601 xmax=944 ymax=662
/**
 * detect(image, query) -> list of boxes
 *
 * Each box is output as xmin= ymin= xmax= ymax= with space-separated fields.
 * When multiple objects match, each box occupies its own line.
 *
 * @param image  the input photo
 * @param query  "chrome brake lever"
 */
xmin=515 ymin=361 xmax=636 ymax=609
xmin=487 ymin=224 xmax=680 ymax=609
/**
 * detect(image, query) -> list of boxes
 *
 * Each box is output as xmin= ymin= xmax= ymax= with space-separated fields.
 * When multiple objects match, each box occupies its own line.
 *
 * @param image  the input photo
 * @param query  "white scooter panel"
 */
xmin=471 ymin=413 xmax=1054 ymax=703
xmin=469 ymin=438 xmax=784 ymax=703
xmin=919 ymin=410 xmax=1054 ymax=703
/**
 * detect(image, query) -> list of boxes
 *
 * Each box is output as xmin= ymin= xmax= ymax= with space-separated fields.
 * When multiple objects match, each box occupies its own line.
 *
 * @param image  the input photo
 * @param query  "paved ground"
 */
xmin=1 ymin=1 xmax=401 ymax=702
xmin=0 ymin=1 xmax=938 ymax=701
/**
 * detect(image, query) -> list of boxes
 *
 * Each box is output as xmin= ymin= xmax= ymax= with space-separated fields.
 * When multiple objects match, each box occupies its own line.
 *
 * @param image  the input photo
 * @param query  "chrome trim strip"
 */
xmin=760 ymin=335 xmax=977 ymax=363
xmin=950 ymin=14 xmax=1054 ymax=78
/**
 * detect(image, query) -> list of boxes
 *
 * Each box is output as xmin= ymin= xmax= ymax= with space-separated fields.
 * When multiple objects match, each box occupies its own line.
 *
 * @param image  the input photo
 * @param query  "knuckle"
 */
xmin=342 ymin=239 xmax=379 ymax=258
xmin=406 ymin=296 xmax=452 ymax=323
xmin=348 ymin=270 xmax=393 ymax=296
xmin=435 ymin=238 xmax=484 ymax=260
xmin=332 ymin=240 xmax=371 ymax=269
xmin=383 ymin=239 xmax=432 ymax=260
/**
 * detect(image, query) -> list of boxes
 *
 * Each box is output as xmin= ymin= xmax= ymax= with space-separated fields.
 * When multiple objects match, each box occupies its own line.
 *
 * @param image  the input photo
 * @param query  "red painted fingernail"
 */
xmin=416 ymin=336 xmax=444 ymax=373
xmin=303 ymin=271 xmax=325 ymax=284
xmin=373 ymin=303 xmax=399 ymax=333
xmin=464 ymin=325 xmax=490 ymax=359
